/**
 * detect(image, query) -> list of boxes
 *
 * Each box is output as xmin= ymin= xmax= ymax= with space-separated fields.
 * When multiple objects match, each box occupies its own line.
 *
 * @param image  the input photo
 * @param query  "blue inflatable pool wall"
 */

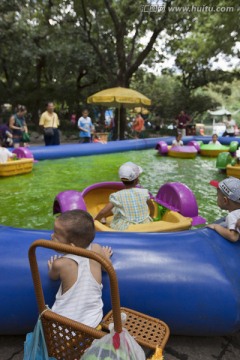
xmin=2 ymin=136 xmax=240 ymax=336
xmin=29 ymin=135 xmax=240 ymax=161
xmin=2 ymin=225 xmax=240 ymax=336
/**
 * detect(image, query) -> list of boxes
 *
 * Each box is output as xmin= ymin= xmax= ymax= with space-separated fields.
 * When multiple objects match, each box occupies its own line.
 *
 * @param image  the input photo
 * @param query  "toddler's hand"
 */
xmin=48 ymin=255 xmax=60 ymax=270
xmin=103 ymin=246 xmax=113 ymax=259
xmin=206 ymin=224 xmax=215 ymax=230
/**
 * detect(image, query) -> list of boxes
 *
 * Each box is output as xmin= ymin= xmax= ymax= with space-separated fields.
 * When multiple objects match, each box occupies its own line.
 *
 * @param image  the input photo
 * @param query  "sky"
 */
xmin=139 ymin=10 xmax=240 ymax=75
xmin=142 ymin=35 xmax=240 ymax=75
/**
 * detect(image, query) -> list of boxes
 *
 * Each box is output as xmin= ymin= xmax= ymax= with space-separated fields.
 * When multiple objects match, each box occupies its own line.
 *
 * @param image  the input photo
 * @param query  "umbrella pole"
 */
xmin=118 ymin=105 xmax=120 ymax=140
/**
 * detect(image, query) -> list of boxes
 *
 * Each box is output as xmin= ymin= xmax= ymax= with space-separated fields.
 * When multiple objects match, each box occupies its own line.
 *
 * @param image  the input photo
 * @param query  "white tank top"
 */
xmin=51 ymin=245 xmax=103 ymax=328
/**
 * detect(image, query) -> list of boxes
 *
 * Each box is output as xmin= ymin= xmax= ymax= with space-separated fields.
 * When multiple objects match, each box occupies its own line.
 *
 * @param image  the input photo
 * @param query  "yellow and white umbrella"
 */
xmin=87 ymin=87 xmax=151 ymax=107
xmin=87 ymin=87 xmax=151 ymax=138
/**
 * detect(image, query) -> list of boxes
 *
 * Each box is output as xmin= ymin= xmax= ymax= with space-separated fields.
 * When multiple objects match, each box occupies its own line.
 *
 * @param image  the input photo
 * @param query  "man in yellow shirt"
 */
xmin=39 ymin=102 xmax=60 ymax=146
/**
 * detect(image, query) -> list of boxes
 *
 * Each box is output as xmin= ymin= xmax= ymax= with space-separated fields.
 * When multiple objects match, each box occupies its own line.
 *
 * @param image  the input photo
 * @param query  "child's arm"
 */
xmin=147 ymin=199 xmax=155 ymax=218
xmin=6 ymin=130 xmax=13 ymax=138
xmin=94 ymin=202 xmax=114 ymax=221
xmin=78 ymin=126 xmax=88 ymax=132
xmin=90 ymin=243 xmax=113 ymax=283
xmin=207 ymin=224 xmax=239 ymax=243
xmin=92 ymin=243 xmax=113 ymax=261
xmin=48 ymin=255 xmax=63 ymax=280
xmin=78 ymin=119 xmax=87 ymax=132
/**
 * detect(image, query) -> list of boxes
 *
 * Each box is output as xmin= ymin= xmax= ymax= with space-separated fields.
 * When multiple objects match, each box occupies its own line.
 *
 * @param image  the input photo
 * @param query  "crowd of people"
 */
xmin=1 ymin=104 xmax=238 ymax=149
xmin=0 ymin=105 xmax=151 ymax=149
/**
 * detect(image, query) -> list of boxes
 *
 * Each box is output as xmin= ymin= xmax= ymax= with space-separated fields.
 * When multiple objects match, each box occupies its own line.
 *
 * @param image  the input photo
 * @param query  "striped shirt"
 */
xmin=110 ymin=188 xmax=152 ymax=230
xmin=51 ymin=245 xmax=103 ymax=327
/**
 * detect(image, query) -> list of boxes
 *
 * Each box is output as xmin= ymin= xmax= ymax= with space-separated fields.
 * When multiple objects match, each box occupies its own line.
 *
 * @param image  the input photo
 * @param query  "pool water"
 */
xmin=0 ymin=149 xmax=227 ymax=230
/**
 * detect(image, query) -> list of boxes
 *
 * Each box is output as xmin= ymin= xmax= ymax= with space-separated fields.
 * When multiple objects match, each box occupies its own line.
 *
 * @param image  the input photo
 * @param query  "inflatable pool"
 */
xmin=17 ymin=136 xmax=239 ymax=161
xmin=1 ymin=224 xmax=240 ymax=336
xmin=2 ymin=136 xmax=240 ymax=336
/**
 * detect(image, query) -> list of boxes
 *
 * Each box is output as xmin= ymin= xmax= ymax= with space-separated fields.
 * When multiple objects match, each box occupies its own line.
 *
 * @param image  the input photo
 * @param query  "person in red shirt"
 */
xmin=175 ymin=110 xmax=191 ymax=137
xmin=132 ymin=113 xmax=145 ymax=138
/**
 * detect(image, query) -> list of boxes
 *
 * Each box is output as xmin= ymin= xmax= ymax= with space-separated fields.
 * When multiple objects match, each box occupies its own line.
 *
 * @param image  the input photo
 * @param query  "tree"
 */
xmin=132 ymin=72 xmax=220 ymax=124
xmin=0 ymin=0 xmax=108 ymax=123
xmin=166 ymin=0 xmax=240 ymax=91
xmin=70 ymin=0 xmax=175 ymax=138
xmin=1 ymin=0 xmax=239 ymax=135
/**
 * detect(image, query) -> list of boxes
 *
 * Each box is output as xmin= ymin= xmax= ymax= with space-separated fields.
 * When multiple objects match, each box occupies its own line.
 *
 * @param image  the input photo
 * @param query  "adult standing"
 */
xmin=39 ymin=102 xmax=60 ymax=146
xmin=132 ymin=113 xmax=145 ymax=138
xmin=9 ymin=105 xmax=29 ymax=148
xmin=175 ymin=110 xmax=191 ymax=137
xmin=78 ymin=109 xmax=94 ymax=143
xmin=222 ymin=114 xmax=236 ymax=137
xmin=107 ymin=116 xmax=117 ymax=141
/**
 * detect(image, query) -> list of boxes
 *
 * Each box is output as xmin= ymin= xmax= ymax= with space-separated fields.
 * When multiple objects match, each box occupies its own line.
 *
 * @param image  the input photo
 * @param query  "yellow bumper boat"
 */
xmin=53 ymin=182 xmax=206 ymax=232
xmin=0 ymin=158 xmax=34 ymax=177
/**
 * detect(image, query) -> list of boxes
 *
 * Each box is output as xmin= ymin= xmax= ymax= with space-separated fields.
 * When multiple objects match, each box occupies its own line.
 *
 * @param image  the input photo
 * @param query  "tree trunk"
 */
xmin=116 ymin=77 xmax=130 ymax=140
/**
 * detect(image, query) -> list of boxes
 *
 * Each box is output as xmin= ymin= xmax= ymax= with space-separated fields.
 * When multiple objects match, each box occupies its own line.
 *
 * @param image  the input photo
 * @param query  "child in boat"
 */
xmin=0 ymin=139 xmax=16 ymax=163
xmin=48 ymin=209 xmax=113 ymax=327
xmin=172 ymin=133 xmax=183 ymax=146
xmin=207 ymin=177 xmax=240 ymax=242
xmin=94 ymin=162 xmax=155 ymax=230
xmin=209 ymin=134 xmax=221 ymax=145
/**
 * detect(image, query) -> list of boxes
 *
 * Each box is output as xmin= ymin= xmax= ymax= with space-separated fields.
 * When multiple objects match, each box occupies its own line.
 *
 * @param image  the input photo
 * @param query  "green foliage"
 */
xmin=166 ymin=0 xmax=240 ymax=90
xmin=0 ymin=0 xmax=239 ymax=134
xmin=132 ymin=72 xmax=220 ymax=123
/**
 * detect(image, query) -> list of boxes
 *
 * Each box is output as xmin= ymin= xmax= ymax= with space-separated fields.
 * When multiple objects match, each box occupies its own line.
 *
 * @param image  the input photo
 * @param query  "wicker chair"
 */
xmin=29 ymin=239 xmax=170 ymax=359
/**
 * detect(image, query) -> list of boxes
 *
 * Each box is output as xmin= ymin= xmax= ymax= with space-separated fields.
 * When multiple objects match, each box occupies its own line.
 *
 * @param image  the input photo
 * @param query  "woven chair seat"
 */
xmin=102 ymin=307 xmax=169 ymax=350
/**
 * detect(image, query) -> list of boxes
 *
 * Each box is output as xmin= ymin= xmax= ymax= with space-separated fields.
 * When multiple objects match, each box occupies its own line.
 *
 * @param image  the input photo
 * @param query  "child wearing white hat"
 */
xmin=207 ymin=177 xmax=240 ymax=242
xmin=95 ymin=162 xmax=154 ymax=230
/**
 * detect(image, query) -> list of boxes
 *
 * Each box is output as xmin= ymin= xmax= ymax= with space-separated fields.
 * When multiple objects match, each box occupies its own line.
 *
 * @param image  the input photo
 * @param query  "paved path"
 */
xmin=1 ymin=332 xmax=240 ymax=359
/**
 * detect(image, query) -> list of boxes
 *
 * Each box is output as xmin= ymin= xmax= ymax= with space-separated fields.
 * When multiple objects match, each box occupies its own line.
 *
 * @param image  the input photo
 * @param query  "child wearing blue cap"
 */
xmin=207 ymin=177 xmax=240 ymax=242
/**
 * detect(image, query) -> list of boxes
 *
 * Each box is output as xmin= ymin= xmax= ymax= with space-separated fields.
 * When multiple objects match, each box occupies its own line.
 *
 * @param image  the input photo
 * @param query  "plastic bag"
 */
xmin=81 ymin=327 xmax=146 ymax=360
xmin=22 ymin=132 xmax=30 ymax=142
xmin=23 ymin=318 xmax=56 ymax=360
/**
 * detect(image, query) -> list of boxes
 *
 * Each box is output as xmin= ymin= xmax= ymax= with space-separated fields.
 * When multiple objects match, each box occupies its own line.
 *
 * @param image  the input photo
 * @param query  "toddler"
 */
xmin=48 ymin=210 xmax=112 ymax=327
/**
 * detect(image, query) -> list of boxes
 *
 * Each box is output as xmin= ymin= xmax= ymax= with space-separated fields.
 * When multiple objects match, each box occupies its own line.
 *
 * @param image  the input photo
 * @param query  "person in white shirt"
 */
xmin=78 ymin=109 xmax=94 ymax=143
xmin=0 ymin=141 xmax=16 ymax=163
xmin=172 ymin=133 xmax=183 ymax=147
xmin=209 ymin=134 xmax=221 ymax=145
xmin=48 ymin=210 xmax=113 ymax=328
xmin=222 ymin=114 xmax=236 ymax=137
